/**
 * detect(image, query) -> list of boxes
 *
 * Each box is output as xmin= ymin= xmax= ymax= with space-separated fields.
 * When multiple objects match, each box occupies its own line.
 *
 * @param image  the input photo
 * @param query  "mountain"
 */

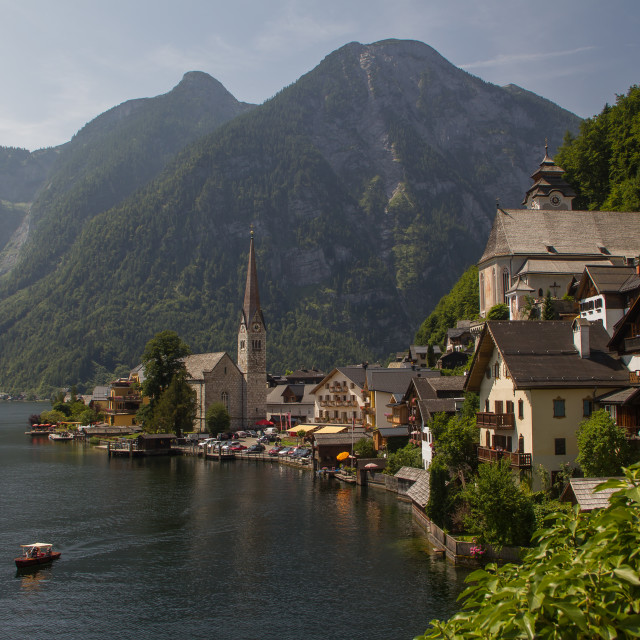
xmin=0 ymin=39 xmax=581 ymax=394
xmin=0 ymin=71 xmax=254 ymax=281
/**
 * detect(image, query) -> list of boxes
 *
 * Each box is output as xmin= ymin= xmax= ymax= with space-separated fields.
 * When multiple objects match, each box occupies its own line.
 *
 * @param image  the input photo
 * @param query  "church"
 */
xmin=183 ymin=231 xmax=267 ymax=432
xmin=478 ymin=147 xmax=640 ymax=319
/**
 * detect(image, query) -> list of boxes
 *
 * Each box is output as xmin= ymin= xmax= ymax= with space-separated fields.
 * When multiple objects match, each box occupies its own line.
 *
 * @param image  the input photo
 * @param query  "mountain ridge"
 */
xmin=0 ymin=39 xmax=581 ymax=393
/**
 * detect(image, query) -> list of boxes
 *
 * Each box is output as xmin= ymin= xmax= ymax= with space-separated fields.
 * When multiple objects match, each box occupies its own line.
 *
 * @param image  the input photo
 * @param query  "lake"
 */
xmin=0 ymin=402 xmax=468 ymax=639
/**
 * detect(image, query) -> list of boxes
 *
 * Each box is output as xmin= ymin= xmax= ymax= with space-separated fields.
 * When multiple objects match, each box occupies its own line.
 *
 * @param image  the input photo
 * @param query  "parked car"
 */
xmin=246 ymin=430 xmax=257 ymax=437
xmin=268 ymin=446 xmax=283 ymax=456
xmin=198 ymin=438 xmax=217 ymax=448
xmin=230 ymin=443 xmax=247 ymax=452
xmin=235 ymin=431 xmax=247 ymax=438
xmin=278 ymin=447 xmax=293 ymax=457
xmin=246 ymin=444 xmax=265 ymax=454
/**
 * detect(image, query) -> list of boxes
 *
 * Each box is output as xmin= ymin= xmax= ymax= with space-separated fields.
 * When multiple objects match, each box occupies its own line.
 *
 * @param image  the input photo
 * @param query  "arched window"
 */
xmin=502 ymin=268 xmax=510 ymax=303
xmin=480 ymin=272 xmax=485 ymax=312
xmin=221 ymin=392 xmax=229 ymax=410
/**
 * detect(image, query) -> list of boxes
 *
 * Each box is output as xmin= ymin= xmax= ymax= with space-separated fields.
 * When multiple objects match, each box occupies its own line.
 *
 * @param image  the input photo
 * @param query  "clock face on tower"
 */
xmin=550 ymin=194 xmax=562 ymax=207
xmin=253 ymin=323 xmax=260 ymax=331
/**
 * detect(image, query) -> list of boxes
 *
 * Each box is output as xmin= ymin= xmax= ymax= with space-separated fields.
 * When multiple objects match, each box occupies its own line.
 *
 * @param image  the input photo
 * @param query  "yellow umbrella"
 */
xmin=336 ymin=451 xmax=350 ymax=461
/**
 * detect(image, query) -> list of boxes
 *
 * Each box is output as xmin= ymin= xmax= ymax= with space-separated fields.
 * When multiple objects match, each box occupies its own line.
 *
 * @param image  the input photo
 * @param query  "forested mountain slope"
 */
xmin=0 ymin=71 xmax=254 ymax=281
xmin=0 ymin=39 xmax=580 ymax=394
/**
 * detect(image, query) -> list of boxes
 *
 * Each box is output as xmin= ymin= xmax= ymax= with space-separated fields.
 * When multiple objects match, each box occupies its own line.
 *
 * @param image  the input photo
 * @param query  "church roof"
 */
xmin=479 ymin=209 xmax=640 ymax=264
xmin=182 ymin=353 xmax=229 ymax=381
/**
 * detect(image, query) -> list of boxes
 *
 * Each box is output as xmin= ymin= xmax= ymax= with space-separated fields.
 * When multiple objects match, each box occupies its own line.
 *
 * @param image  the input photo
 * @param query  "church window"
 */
xmin=518 ymin=399 xmax=524 ymax=419
xmin=240 ymin=340 xmax=246 ymax=351
xmin=221 ymin=392 xmax=229 ymax=410
xmin=480 ymin=273 xmax=485 ymax=311
xmin=493 ymin=362 xmax=500 ymax=379
xmin=502 ymin=268 xmax=510 ymax=303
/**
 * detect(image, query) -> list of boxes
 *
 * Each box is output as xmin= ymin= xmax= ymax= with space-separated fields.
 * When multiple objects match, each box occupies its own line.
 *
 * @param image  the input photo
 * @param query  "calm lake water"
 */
xmin=0 ymin=402 xmax=468 ymax=640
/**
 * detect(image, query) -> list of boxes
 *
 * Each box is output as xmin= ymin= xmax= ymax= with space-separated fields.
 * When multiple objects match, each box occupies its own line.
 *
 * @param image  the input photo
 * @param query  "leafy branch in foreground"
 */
xmin=415 ymin=462 xmax=640 ymax=639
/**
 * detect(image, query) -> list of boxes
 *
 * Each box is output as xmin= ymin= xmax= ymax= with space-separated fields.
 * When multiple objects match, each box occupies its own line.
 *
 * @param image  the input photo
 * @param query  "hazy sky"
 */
xmin=1 ymin=0 xmax=638 ymax=150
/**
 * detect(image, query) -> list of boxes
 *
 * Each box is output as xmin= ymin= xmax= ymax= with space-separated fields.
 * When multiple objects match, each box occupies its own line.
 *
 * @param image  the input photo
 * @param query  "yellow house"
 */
xmin=104 ymin=375 xmax=145 ymax=427
xmin=465 ymin=319 xmax=629 ymax=486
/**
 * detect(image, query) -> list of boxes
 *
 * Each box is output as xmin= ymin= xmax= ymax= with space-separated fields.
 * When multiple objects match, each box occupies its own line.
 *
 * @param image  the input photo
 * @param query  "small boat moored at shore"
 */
xmin=48 ymin=431 xmax=73 ymax=441
xmin=15 ymin=543 xmax=61 ymax=568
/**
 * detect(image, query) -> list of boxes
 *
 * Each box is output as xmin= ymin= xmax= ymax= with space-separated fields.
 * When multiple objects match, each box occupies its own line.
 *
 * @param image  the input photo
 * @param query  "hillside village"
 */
xmin=54 ymin=147 xmax=639 ymax=515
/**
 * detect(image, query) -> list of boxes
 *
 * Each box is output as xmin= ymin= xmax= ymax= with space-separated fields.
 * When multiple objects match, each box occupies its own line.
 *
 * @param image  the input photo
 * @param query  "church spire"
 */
xmin=242 ymin=228 xmax=264 ymax=327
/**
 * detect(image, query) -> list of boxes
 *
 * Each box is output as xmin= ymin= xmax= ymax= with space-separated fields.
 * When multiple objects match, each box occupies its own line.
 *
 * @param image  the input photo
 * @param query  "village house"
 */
xmin=397 ymin=376 xmax=466 ymax=469
xmin=104 ymin=367 xmax=146 ymax=427
xmin=363 ymin=367 xmax=436 ymax=431
xmin=465 ymin=319 xmax=629 ymax=486
xmin=574 ymin=264 xmax=640 ymax=335
xmin=266 ymin=383 xmax=316 ymax=429
xmin=479 ymin=148 xmax=640 ymax=319
xmin=311 ymin=367 xmax=367 ymax=425
xmin=597 ymin=294 xmax=640 ymax=440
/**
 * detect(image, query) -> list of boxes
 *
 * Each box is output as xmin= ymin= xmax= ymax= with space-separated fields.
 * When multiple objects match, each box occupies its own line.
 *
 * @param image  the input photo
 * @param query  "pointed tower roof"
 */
xmin=522 ymin=143 xmax=576 ymax=207
xmin=242 ymin=229 xmax=265 ymax=327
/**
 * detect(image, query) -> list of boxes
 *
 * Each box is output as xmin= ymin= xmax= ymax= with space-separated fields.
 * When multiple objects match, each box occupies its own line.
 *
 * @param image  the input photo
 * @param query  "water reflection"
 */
xmin=16 ymin=566 xmax=52 ymax=592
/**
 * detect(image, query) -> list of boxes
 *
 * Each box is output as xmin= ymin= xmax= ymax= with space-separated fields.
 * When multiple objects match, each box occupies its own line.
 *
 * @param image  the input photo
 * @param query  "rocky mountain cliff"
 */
xmin=0 ymin=39 xmax=580 ymax=393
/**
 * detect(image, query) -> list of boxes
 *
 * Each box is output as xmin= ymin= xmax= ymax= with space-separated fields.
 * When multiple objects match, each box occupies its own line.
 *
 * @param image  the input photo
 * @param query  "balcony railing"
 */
xmin=476 ymin=412 xmax=515 ymax=429
xmin=477 ymin=446 xmax=532 ymax=468
xmin=624 ymin=336 xmax=640 ymax=352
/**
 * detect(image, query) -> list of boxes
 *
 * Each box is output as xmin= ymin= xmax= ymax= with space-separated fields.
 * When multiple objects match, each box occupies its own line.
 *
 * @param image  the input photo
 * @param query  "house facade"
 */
xmin=311 ymin=367 xmax=366 ymax=425
xmin=575 ymin=265 xmax=640 ymax=335
xmin=465 ymin=320 xmax=629 ymax=486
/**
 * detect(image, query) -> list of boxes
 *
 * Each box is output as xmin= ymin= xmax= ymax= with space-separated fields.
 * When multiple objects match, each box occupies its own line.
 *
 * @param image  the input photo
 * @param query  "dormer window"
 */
xmin=598 ymin=245 xmax=610 ymax=255
xmin=546 ymin=245 xmax=557 ymax=253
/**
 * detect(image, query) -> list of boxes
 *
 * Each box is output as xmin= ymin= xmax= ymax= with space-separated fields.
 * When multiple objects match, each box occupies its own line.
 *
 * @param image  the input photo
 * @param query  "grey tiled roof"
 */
xmin=563 ymin=477 xmax=624 ymax=511
xmin=406 ymin=473 xmax=430 ymax=508
xmin=480 ymin=209 xmax=640 ymax=264
xmin=395 ymin=466 xmax=425 ymax=481
xmin=182 ymin=353 xmax=227 ymax=380
xmin=468 ymin=321 xmax=629 ymax=390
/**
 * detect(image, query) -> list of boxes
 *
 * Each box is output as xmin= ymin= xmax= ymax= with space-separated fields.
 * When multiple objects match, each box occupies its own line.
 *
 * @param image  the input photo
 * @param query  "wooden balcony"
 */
xmin=477 ymin=446 xmax=532 ymax=468
xmin=630 ymin=371 xmax=640 ymax=385
xmin=476 ymin=412 xmax=515 ymax=429
xmin=624 ymin=336 xmax=640 ymax=352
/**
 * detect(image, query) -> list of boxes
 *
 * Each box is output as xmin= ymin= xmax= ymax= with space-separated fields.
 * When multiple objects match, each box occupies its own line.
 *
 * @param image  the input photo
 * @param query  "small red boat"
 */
xmin=15 ymin=543 xmax=61 ymax=568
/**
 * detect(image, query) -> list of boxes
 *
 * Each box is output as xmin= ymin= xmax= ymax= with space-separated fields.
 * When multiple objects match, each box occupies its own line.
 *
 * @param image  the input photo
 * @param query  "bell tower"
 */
xmin=237 ymin=229 xmax=267 ymax=424
xmin=522 ymin=142 xmax=576 ymax=210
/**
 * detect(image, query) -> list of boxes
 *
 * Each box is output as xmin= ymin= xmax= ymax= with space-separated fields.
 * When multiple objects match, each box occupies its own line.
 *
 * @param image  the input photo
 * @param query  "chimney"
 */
xmin=572 ymin=317 xmax=590 ymax=358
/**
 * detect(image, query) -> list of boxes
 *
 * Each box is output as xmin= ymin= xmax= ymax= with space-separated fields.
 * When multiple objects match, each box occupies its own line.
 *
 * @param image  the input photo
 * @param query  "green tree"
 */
xmin=383 ymin=443 xmax=422 ymax=475
xmin=557 ymin=85 xmax=640 ymax=211
xmin=486 ymin=303 xmax=509 ymax=320
xmin=415 ymin=264 xmax=479 ymax=347
xmin=40 ymin=409 xmax=67 ymax=424
xmin=148 ymin=369 xmax=196 ymax=437
xmin=417 ymin=463 xmax=640 ymax=639
xmin=140 ymin=331 xmax=191 ymax=405
xmin=463 ymin=460 xmax=535 ymax=547
xmin=542 ymin=290 xmax=556 ymax=320
xmin=206 ymin=402 xmax=231 ymax=436
xmin=354 ymin=436 xmax=376 ymax=458
xmin=576 ymin=409 xmax=630 ymax=476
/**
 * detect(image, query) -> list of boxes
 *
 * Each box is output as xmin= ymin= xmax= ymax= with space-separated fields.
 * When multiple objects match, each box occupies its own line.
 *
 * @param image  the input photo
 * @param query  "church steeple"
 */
xmin=237 ymin=228 xmax=267 ymax=423
xmin=242 ymin=229 xmax=265 ymax=329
